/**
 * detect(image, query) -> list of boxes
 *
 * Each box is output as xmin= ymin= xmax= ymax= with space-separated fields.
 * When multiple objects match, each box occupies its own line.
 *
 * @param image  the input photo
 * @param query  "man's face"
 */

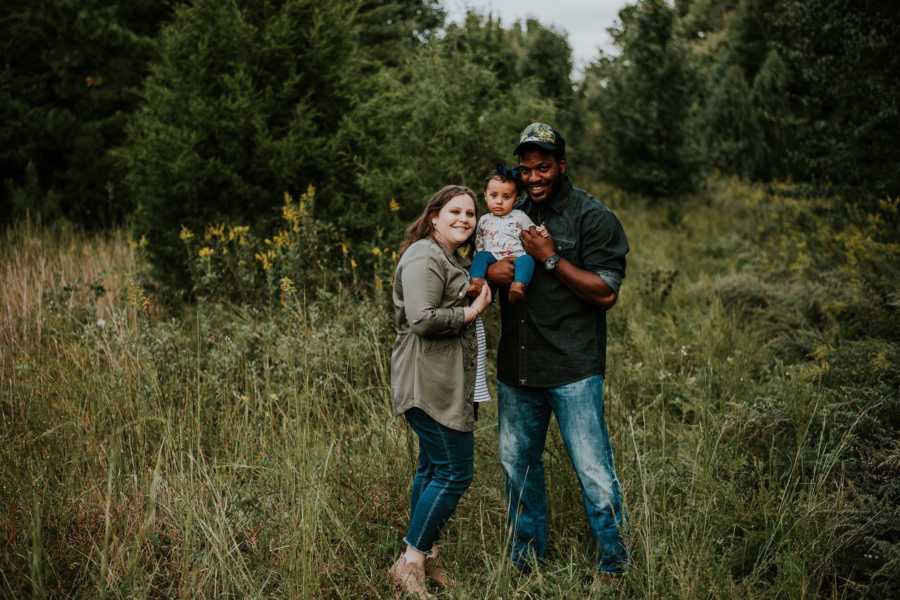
xmin=517 ymin=148 xmax=566 ymax=203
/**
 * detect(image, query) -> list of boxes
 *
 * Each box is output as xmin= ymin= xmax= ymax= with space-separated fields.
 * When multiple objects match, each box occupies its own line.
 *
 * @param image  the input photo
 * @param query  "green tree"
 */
xmin=355 ymin=0 xmax=445 ymax=69
xmin=750 ymin=48 xmax=790 ymax=179
xmin=771 ymin=0 xmax=900 ymax=197
xmin=443 ymin=11 xmax=519 ymax=90
xmin=593 ymin=0 xmax=698 ymax=197
xmin=701 ymin=64 xmax=764 ymax=177
xmin=677 ymin=0 xmax=899 ymax=196
xmin=0 ymin=0 xmax=174 ymax=227
xmin=123 ymin=0 xmax=358 ymax=292
xmin=517 ymin=19 xmax=574 ymax=107
xmin=336 ymin=44 xmax=555 ymax=233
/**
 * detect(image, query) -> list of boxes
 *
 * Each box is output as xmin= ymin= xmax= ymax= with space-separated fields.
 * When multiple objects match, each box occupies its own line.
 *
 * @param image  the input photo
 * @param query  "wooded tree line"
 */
xmin=2 ymin=0 xmax=898 ymax=286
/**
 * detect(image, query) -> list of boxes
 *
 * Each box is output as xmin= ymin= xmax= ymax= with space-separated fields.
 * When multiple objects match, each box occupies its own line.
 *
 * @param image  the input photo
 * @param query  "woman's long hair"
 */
xmin=398 ymin=185 xmax=479 ymax=258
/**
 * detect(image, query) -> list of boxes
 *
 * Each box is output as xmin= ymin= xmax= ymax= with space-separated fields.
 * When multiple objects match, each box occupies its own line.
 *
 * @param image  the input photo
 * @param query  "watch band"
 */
xmin=544 ymin=254 xmax=561 ymax=271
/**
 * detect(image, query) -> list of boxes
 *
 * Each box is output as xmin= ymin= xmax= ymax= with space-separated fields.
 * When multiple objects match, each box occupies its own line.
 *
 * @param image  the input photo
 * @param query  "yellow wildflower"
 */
xmin=227 ymin=225 xmax=250 ymax=242
xmin=282 ymin=203 xmax=299 ymax=226
xmin=179 ymin=226 xmax=194 ymax=241
xmin=279 ymin=276 xmax=296 ymax=305
xmin=371 ymin=247 xmax=382 ymax=257
xmin=198 ymin=246 xmax=214 ymax=258
xmin=872 ymin=350 xmax=890 ymax=372
xmin=351 ymin=258 xmax=358 ymax=269
xmin=204 ymin=223 xmax=225 ymax=241
xmin=272 ymin=229 xmax=292 ymax=249
xmin=389 ymin=198 xmax=400 ymax=212
xmin=340 ymin=242 xmax=349 ymax=256
xmin=255 ymin=250 xmax=275 ymax=271
xmin=126 ymin=280 xmax=145 ymax=309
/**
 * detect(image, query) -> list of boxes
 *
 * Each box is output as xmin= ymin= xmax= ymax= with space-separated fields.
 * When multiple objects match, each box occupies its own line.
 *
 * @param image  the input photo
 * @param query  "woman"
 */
xmin=388 ymin=185 xmax=493 ymax=598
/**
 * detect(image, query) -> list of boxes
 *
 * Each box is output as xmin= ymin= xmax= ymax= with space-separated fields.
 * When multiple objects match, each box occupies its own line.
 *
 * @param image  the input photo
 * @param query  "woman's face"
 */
xmin=431 ymin=193 xmax=477 ymax=251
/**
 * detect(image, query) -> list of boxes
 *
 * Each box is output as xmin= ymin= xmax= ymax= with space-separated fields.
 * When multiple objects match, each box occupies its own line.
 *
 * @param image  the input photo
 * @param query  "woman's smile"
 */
xmin=432 ymin=194 xmax=477 ymax=250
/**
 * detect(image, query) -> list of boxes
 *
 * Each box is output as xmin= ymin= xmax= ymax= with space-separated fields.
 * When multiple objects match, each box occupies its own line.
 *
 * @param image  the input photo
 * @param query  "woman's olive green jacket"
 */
xmin=391 ymin=238 xmax=476 ymax=432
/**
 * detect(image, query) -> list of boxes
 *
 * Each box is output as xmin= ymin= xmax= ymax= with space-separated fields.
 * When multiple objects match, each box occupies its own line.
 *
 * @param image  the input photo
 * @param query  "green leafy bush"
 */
xmin=335 ymin=44 xmax=556 ymax=232
xmin=124 ymin=0 xmax=358 ymax=294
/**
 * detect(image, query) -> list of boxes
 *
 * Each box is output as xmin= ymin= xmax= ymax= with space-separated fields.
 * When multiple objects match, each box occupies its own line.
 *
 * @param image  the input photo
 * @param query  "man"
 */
xmin=486 ymin=122 xmax=629 ymax=576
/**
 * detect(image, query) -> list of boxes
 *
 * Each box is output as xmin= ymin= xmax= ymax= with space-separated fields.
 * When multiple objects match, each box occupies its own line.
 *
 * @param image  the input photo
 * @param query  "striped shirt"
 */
xmin=473 ymin=316 xmax=492 ymax=403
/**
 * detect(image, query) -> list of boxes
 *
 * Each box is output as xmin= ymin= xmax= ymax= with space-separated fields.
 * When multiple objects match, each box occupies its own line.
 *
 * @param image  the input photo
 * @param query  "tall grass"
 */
xmin=2 ymin=179 xmax=896 ymax=598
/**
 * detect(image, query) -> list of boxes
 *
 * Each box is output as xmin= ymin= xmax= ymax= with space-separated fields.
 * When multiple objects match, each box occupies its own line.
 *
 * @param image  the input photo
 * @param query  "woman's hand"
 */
xmin=464 ymin=282 xmax=492 ymax=323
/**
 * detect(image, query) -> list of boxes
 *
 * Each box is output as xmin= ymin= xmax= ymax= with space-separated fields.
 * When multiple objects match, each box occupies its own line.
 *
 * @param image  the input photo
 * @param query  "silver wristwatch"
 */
xmin=543 ymin=254 xmax=561 ymax=271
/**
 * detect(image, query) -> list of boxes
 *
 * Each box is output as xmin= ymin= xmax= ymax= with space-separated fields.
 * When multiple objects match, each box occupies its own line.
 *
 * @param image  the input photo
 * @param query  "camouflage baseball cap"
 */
xmin=514 ymin=122 xmax=566 ymax=156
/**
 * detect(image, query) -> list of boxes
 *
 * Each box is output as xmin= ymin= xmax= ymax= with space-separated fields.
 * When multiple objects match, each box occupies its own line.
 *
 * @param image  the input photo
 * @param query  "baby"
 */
xmin=467 ymin=165 xmax=546 ymax=303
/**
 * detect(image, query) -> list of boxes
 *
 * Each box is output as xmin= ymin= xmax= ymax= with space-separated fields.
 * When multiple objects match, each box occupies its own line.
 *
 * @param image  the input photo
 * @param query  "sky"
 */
xmin=443 ymin=0 xmax=631 ymax=72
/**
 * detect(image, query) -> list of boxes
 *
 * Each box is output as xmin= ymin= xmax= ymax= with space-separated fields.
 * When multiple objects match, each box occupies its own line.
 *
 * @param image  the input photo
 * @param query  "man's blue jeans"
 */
xmin=403 ymin=408 xmax=474 ymax=552
xmin=498 ymin=375 xmax=627 ymax=573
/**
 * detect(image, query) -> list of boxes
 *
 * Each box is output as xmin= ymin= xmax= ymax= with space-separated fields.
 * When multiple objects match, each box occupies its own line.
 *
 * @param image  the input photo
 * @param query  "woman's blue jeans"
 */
xmin=403 ymin=408 xmax=474 ymax=553
xmin=498 ymin=375 xmax=627 ymax=574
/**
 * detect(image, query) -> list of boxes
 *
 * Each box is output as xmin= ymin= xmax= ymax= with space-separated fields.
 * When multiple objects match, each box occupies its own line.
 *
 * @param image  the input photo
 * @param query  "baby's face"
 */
xmin=484 ymin=178 xmax=518 ymax=217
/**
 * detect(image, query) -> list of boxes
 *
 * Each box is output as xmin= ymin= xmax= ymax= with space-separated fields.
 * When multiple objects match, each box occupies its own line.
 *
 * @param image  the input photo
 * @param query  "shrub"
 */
xmin=173 ymin=186 xmax=355 ymax=305
xmin=335 ymin=44 xmax=556 ymax=235
xmin=123 ymin=0 xmax=358 ymax=293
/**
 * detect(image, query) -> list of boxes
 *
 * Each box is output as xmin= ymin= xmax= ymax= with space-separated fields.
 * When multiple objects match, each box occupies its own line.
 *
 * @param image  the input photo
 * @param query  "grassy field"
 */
xmin=2 ymin=180 xmax=897 ymax=598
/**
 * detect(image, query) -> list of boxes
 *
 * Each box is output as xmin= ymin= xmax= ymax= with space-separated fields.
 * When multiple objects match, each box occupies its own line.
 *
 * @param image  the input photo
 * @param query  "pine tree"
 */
xmin=443 ymin=11 xmax=519 ymax=90
xmin=336 ymin=44 xmax=555 ymax=231
xmin=124 ymin=0 xmax=358 ymax=292
xmin=355 ymin=0 xmax=444 ymax=68
xmin=593 ymin=0 xmax=698 ymax=197
xmin=750 ymin=48 xmax=790 ymax=179
xmin=771 ymin=0 xmax=900 ymax=197
xmin=702 ymin=64 xmax=764 ymax=178
xmin=517 ymin=19 xmax=574 ymax=107
xmin=0 ymin=0 xmax=174 ymax=227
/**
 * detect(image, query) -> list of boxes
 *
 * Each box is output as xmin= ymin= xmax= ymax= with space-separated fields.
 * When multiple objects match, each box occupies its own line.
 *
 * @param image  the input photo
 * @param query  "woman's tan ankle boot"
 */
xmin=425 ymin=545 xmax=454 ymax=589
xmin=388 ymin=554 xmax=434 ymax=599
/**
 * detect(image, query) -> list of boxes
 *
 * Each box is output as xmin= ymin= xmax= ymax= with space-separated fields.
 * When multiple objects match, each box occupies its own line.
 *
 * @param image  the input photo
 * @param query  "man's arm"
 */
xmin=520 ymin=228 xmax=619 ymax=309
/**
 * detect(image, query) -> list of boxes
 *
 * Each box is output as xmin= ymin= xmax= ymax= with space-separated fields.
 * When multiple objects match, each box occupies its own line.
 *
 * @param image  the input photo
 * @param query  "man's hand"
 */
xmin=486 ymin=258 xmax=515 ymax=286
xmin=521 ymin=227 xmax=556 ymax=262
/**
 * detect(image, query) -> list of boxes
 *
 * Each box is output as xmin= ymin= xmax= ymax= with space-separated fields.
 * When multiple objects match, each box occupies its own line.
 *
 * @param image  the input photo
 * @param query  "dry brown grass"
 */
xmin=1 ymin=221 xmax=137 ymax=352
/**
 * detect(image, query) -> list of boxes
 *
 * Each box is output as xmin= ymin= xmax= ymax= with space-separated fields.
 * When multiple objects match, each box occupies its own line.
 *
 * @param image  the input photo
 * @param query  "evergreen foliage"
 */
xmin=443 ymin=12 xmax=520 ymax=90
xmin=517 ymin=19 xmax=574 ymax=108
xmin=770 ymin=0 xmax=900 ymax=197
xmin=676 ymin=0 xmax=900 ymax=196
xmin=443 ymin=13 xmax=574 ymax=119
xmin=749 ymin=48 xmax=790 ymax=179
xmin=0 ymin=0 xmax=173 ymax=227
xmin=701 ymin=64 xmax=764 ymax=178
xmin=336 ymin=44 xmax=555 ymax=229
xmin=123 ymin=0 xmax=358 ymax=293
xmin=356 ymin=0 xmax=445 ymax=69
xmin=592 ymin=0 xmax=698 ymax=197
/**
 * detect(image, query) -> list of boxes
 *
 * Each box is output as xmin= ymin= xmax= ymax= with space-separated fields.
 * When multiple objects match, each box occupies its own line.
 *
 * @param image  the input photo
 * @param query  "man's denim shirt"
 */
xmin=497 ymin=178 xmax=629 ymax=387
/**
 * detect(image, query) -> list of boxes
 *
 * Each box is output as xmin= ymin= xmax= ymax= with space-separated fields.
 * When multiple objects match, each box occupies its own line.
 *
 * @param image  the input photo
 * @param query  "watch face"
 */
xmin=544 ymin=255 xmax=560 ymax=270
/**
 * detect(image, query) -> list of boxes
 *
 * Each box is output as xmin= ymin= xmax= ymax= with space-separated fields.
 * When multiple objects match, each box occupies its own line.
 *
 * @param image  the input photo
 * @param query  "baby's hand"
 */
xmin=535 ymin=224 xmax=550 ymax=238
